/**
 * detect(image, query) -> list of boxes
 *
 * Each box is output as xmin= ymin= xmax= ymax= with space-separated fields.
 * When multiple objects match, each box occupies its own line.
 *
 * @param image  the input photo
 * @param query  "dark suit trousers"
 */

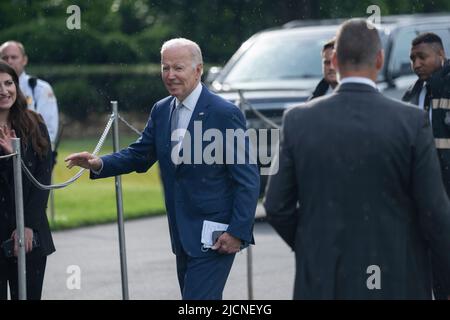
xmin=0 ymin=249 xmax=47 ymax=300
xmin=176 ymin=250 xmax=235 ymax=300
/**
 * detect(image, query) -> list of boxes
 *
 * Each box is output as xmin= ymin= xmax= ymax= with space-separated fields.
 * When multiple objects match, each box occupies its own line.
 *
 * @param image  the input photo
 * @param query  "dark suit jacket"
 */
xmin=0 ymin=121 xmax=55 ymax=257
xmin=264 ymin=82 xmax=450 ymax=299
xmin=92 ymin=84 xmax=260 ymax=258
xmin=307 ymin=78 xmax=331 ymax=101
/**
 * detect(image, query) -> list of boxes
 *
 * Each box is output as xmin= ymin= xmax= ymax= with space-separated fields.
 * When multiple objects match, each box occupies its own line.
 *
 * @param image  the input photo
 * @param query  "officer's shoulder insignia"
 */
xmin=26 ymin=96 xmax=32 ymax=106
xmin=444 ymin=111 xmax=450 ymax=126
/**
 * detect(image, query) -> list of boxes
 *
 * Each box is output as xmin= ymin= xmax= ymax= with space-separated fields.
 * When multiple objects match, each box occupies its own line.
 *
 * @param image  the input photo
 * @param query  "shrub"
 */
xmin=0 ymin=18 xmax=108 ymax=64
xmin=35 ymin=64 xmax=167 ymax=121
xmin=53 ymin=78 xmax=104 ymax=121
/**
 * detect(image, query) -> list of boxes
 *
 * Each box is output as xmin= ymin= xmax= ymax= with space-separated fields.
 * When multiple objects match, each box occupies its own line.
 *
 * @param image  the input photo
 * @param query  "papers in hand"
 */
xmin=201 ymin=220 xmax=228 ymax=248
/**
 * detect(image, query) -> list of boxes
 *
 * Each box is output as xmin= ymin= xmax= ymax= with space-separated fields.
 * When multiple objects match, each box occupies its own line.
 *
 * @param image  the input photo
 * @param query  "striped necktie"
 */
xmin=170 ymin=102 xmax=183 ymax=148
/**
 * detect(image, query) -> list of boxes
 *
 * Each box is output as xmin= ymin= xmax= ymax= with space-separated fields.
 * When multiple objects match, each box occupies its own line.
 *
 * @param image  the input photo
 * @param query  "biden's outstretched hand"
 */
xmin=65 ymin=152 xmax=102 ymax=171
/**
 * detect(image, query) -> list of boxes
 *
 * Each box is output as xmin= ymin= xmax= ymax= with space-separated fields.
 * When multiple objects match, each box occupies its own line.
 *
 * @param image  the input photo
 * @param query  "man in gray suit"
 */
xmin=264 ymin=19 xmax=450 ymax=299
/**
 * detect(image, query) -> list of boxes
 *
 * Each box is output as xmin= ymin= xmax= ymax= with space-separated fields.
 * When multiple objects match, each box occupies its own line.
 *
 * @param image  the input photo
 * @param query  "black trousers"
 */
xmin=0 ymin=249 xmax=47 ymax=300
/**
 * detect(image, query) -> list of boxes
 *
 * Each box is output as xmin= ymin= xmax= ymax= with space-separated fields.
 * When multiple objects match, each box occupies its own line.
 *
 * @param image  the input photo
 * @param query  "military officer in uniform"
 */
xmin=0 ymin=41 xmax=59 ymax=150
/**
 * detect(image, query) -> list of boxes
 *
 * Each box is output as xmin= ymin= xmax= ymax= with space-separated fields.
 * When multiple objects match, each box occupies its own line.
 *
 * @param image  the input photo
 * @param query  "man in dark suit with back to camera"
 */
xmin=65 ymin=38 xmax=260 ymax=300
xmin=264 ymin=19 xmax=450 ymax=299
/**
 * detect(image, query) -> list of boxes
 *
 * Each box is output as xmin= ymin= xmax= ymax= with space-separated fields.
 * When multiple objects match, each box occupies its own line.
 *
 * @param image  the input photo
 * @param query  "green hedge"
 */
xmin=28 ymin=64 xmax=167 ymax=121
xmin=0 ymin=19 xmax=109 ymax=64
xmin=0 ymin=18 xmax=171 ymax=64
xmin=27 ymin=64 xmax=214 ymax=121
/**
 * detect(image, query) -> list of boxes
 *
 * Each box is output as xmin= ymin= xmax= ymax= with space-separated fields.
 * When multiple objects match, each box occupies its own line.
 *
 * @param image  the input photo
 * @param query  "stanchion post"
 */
xmin=12 ymin=138 xmax=27 ymax=300
xmin=111 ymin=101 xmax=130 ymax=300
xmin=247 ymin=245 xmax=254 ymax=300
xmin=48 ymin=174 xmax=55 ymax=224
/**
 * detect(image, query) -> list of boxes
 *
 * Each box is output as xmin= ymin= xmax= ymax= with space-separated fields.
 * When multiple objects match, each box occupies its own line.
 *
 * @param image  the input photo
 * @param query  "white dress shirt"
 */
xmin=173 ymin=82 xmax=203 ymax=143
xmin=19 ymin=72 xmax=59 ymax=146
xmin=340 ymin=76 xmax=377 ymax=89
xmin=418 ymin=83 xmax=432 ymax=122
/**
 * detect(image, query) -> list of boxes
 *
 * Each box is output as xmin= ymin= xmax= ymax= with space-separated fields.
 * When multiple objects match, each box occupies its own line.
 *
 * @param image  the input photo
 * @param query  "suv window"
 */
xmin=224 ymin=30 xmax=335 ymax=85
xmin=388 ymin=27 xmax=419 ymax=78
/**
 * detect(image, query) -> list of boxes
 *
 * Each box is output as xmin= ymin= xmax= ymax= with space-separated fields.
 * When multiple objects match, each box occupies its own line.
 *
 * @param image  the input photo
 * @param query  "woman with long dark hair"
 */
xmin=0 ymin=60 xmax=55 ymax=300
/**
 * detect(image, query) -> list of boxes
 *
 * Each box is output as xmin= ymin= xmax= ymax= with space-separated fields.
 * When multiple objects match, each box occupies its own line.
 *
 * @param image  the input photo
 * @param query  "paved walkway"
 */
xmin=42 ymin=213 xmax=295 ymax=300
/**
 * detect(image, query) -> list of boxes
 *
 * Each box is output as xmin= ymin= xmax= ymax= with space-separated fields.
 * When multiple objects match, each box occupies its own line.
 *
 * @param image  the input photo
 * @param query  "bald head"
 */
xmin=335 ymin=19 xmax=382 ymax=71
xmin=0 ymin=41 xmax=28 ymax=76
xmin=0 ymin=41 xmax=26 ymax=55
xmin=332 ymin=19 xmax=384 ymax=81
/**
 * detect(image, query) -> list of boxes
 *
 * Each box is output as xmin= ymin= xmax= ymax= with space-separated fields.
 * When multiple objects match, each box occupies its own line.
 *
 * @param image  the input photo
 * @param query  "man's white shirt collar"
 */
xmin=419 ymin=82 xmax=427 ymax=109
xmin=340 ymin=77 xmax=377 ymax=89
xmin=172 ymin=82 xmax=202 ymax=152
xmin=176 ymin=82 xmax=203 ymax=110
xmin=325 ymin=85 xmax=334 ymax=95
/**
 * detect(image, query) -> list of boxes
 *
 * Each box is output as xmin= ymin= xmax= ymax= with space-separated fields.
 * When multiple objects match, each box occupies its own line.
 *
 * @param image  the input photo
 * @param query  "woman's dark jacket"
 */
xmin=0 ymin=120 xmax=55 ymax=257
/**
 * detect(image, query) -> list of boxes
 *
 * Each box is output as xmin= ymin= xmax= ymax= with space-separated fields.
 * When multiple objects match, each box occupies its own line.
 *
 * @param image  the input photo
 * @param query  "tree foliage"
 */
xmin=1 ymin=0 xmax=449 ymax=64
xmin=1 ymin=0 xmax=449 ymax=121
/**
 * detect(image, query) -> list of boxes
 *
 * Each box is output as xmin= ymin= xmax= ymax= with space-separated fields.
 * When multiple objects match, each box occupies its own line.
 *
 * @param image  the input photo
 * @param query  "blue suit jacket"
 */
xmin=92 ymin=85 xmax=260 ymax=257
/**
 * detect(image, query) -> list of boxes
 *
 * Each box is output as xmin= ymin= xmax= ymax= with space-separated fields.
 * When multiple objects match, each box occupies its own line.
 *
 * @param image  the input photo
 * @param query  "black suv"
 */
xmin=207 ymin=14 xmax=450 ymax=194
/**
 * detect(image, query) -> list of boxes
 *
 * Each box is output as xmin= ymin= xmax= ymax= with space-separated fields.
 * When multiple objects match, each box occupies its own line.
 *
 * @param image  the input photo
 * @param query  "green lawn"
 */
xmin=50 ymin=135 xmax=165 ymax=230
